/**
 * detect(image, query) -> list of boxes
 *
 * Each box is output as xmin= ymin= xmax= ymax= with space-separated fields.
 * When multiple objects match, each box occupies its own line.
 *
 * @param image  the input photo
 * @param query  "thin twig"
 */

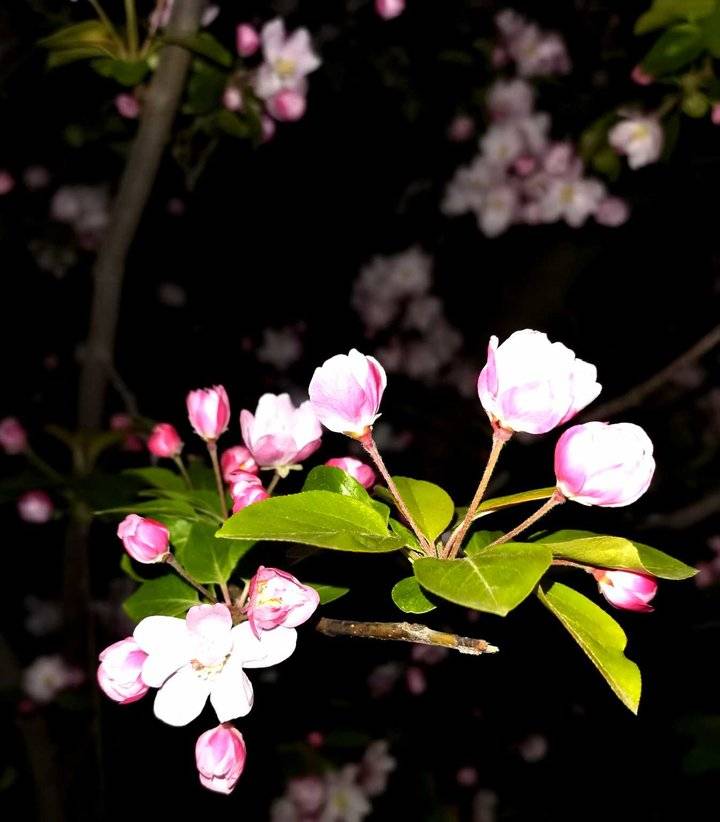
xmin=207 ymin=441 xmax=229 ymax=519
xmin=487 ymin=492 xmax=565 ymax=547
xmin=315 ymin=617 xmax=499 ymax=655
xmin=165 ymin=555 xmax=217 ymax=602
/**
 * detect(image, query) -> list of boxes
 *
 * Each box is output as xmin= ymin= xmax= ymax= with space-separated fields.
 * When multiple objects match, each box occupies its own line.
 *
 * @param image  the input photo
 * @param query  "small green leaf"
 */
xmin=39 ymin=20 xmax=116 ymax=51
xmin=164 ymin=32 xmax=233 ymax=67
xmin=216 ymin=110 xmax=252 ymax=138
xmin=306 ymin=583 xmax=351 ymax=605
xmin=123 ymin=575 xmax=199 ymax=623
xmin=218 ymin=491 xmax=403 ymax=553
xmin=414 ymin=543 xmax=552 ymax=616
xmin=48 ymin=46 xmax=114 ymax=67
xmin=464 ymin=531 xmax=504 ymax=555
xmin=457 ymin=487 xmax=556 ymax=522
xmin=91 ymin=57 xmax=149 ymax=86
xmin=635 ymin=0 xmax=716 ymax=34
xmin=97 ymin=499 xmax=197 ymax=519
xmin=120 ymin=554 xmax=147 ymax=582
xmin=391 ymin=577 xmax=436 ymax=614
xmin=388 ymin=477 xmax=455 ymax=541
xmin=537 ymin=582 xmax=641 ymax=713
xmin=641 ymin=24 xmax=705 ymax=76
xmin=176 ymin=521 xmax=254 ymax=584
xmin=536 ymin=530 xmax=697 ymax=579
xmin=303 ymin=465 xmax=373 ymax=504
xmin=125 ymin=467 xmax=185 ymax=492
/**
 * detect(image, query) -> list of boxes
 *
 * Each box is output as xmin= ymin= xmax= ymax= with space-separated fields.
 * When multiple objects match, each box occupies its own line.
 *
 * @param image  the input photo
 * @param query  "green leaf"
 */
xmin=91 ymin=58 xmax=149 ymax=86
xmin=138 ymin=488 xmax=223 ymax=521
xmin=303 ymin=466 xmax=373 ymax=504
xmin=48 ymin=46 xmax=114 ymax=67
xmin=120 ymin=554 xmax=147 ymax=583
xmin=389 ymin=518 xmax=422 ymax=552
xmin=216 ymin=110 xmax=252 ymax=138
xmin=641 ymin=24 xmax=705 ymax=76
xmin=123 ymin=575 xmax=198 ymax=623
xmin=176 ymin=521 xmax=254 ymax=584
xmin=535 ymin=530 xmax=696 ymax=580
xmin=218 ymin=491 xmax=403 ymax=553
xmin=125 ymin=467 xmax=184 ymax=492
xmin=457 ymin=487 xmax=556 ymax=522
xmin=388 ymin=477 xmax=455 ymax=542
xmin=39 ymin=20 xmax=116 ymax=50
xmin=306 ymin=583 xmax=351 ymax=605
xmin=701 ymin=7 xmax=720 ymax=55
xmin=414 ymin=543 xmax=552 ymax=616
xmin=167 ymin=518 xmax=193 ymax=552
xmin=635 ymin=0 xmax=716 ymax=34
xmin=164 ymin=32 xmax=233 ymax=67
xmin=464 ymin=531 xmax=504 ymax=555
xmin=391 ymin=577 xmax=436 ymax=614
xmin=537 ymin=582 xmax=641 ymax=713
xmin=184 ymin=61 xmax=227 ymax=115
xmin=97 ymin=498 xmax=197 ymax=519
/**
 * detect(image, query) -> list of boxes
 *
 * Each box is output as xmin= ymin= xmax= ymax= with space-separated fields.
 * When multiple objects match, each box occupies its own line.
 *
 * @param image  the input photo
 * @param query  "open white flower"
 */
xmin=254 ymin=19 xmax=321 ymax=100
xmin=134 ymin=604 xmax=296 ymax=727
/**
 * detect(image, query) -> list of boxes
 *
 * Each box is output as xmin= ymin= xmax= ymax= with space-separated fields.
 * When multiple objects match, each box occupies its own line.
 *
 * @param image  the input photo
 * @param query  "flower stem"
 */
xmin=165 ymin=554 xmax=217 ymax=602
xmin=487 ymin=491 xmax=566 ymax=547
xmin=360 ymin=433 xmax=433 ymax=556
xmin=444 ymin=429 xmax=510 ymax=559
xmin=207 ymin=441 xmax=229 ymax=519
xmin=124 ymin=0 xmax=139 ymax=56
xmin=266 ymin=471 xmax=281 ymax=495
xmin=172 ymin=454 xmax=193 ymax=489
xmin=219 ymin=582 xmax=232 ymax=607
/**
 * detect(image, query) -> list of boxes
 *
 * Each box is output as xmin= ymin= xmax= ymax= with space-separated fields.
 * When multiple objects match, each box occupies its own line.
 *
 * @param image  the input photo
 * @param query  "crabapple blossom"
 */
xmin=554 ymin=422 xmax=655 ymax=507
xmin=267 ymin=89 xmax=307 ymax=122
xmin=186 ymin=385 xmax=230 ymax=441
xmin=254 ymin=19 xmax=321 ymax=101
xmin=592 ymin=569 xmax=658 ymax=612
xmin=23 ymin=655 xmax=83 ymax=704
xmin=595 ymin=197 xmax=630 ymax=227
xmin=17 ymin=490 xmax=54 ymax=524
xmin=538 ymin=176 xmax=606 ymax=227
xmin=150 ymin=0 xmax=219 ymax=30
xmin=240 ymin=393 xmax=322 ymax=474
xmin=221 ymin=445 xmax=258 ymax=482
xmin=230 ymin=472 xmax=269 ymax=512
xmin=631 ymin=65 xmax=653 ymax=86
xmin=325 ymin=457 xmax=376 ymax=489
xmin=487 ymin=78 xmax=534 ymax=121
xmin=222 ymin=86 xmax=243 ymax=112
xmin=246 ymin=566 xmax=320 ymax=636
xmin=323 ymin=766 xmax=372 ymax=821
xmin=375 ymin=0 xmax=405 ymax=20
xmin=115 ymin=93 xmax=140 ymax=119
xmin=133 ymin=603 xmax=297 ymax=726
xmin=608 ymin=116 xmax=663 ymax=169
xmin=97 ymin=637 xmax=149 ymax=704
xmin=447 ymin=115 xmax=475 ymax=142
xmin=0 ymin=416 xmax=27 ymax=454
xmin=147 ymin=423 xmax=183 ymax=458
xmin=117 ymin=515 xmax=169 ymax=563
xmin=195 ymin=724 xmax=247 ymax=795
xmin=111 ymin=412 xmax=143 ymax=452
xmin=236 ymin=23 xmax=260 ymax=57
xmin=309 ymin=350 xmax=387 ymax=438
xmin=358 ymin=740 xmax=396 ymax=796
xmin=477 ymin=330 xmax=601 ymax=435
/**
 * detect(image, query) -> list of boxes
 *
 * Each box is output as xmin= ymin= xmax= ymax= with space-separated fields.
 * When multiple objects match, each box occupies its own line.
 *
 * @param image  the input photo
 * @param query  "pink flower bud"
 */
xmin=712 ymin=103 xmax=720 ymax=125
xmin=447 ymin=115 xmax=475 ymax=143
xmin=375 ymin=0 xmax=405 ymax=20
xmin=554 ymin=422 xmax=655 ymax=507
xmin=221 ymin=445 xmax=258 ymax=483
xmin=477 ymin=330 xmax=601 ymax=436
xmin=325 ymin=457 xmax=376 ymax=489
xmin=0 ymin=416 xmax=28 ymax=454
xmin=309 ymin=349 xmax=387 ymax=438
xmin=18 ymin=490 xmax=53 ymax=524
xmin=147 ymin=423 xmax=183 ymax=458
xmin=223 ymin=86 xmax=243 ymax=112
xmin=186 ymin=385 xmax=230 ymax=441
xmin=195 ymin=724 xmax=247 ymax=795
xmin=595 ymin=197 xmax=630 ymax=227
xmin=246 ymin=566 xmax=320 ymax=636
xmin=267 ymin=89 xmax=306 ymax=122
xmin=593 ymin=569 xmax=657 ymax=612
xmin=236 ymin=23 xmax=260 ymax=57
xmin=0 ymin=170 xmax=15 ymax=195
xmin=117 ymin=514 xmax=169 ymax=563
xmin=97 ymin=637 xmax=149 ymax=704
xmin=631 ymin=65 xmax=653 ymax=86
xmin=261 ymin=114 xmax=276 ymax=143
xmin=230 ymin=473 xmax=270 ymax=512
xmin=115 ymin=93 xmax=140 ymax=119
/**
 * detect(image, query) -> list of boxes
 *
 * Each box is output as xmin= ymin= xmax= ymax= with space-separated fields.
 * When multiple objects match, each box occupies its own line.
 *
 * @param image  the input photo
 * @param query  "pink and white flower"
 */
xmin=97 ymin=637 xmax=149 ymax=704
xmin=236 ymin=23 xmax=260 ymax=57
xmin=134 ymin=603 xmax=297 ymax=726
xmin=186 ymin=385 xmax=230 ymax=441
xmin=221 ymin=445 xmax=258 ymax=483
xmin=0 ymin=416 xmax=27 ymax=454
xmin=230 ymin=472 xmax=270 ymax=512
xmin=375 ymin=0 xmax=405 ymax=20
xmin=23 ymin=655 xmax=83 ymax=704
xmin=592 ymin=569 xmax=657 ymax=612
xmin=254 ymin=19 xmax=321 ymax=101
xmin=267 ymin=89 xmax=307 ymax=122
xmin=18 ymin=490 xmax=54 ymax=524
xmin=246 ymin=566 xmax=320 ymax=637
xmin=117 ymin=515 xmax=169 ymax=564
xmin=608 ymin=116 xmax=663 ymax=169
xmin=487 ymin=78 xmax=534 ymax=121
xmin=147 ymin=423 xmax=183 ymax=459
xmin=325 ymin=457 xmax=376 ymax=489
xmin=195 ymin=724 xmax=247 ymax=795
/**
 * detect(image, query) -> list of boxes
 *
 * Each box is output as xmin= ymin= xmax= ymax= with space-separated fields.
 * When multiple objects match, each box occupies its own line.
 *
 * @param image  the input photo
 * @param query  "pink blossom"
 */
xmin=539 ymin=177 xmax=606 ymax=228
xmin=221 ymin=445 xmax=258 ymax=482
xmin=18 ymin=490 xmax=54 ymax=524
xmin=288 ymin=776 xmax=326 ymax=814
xmin=117 ymin=514 xmax=169 ymax=563
xmin=631 ymin=65 xmax=653 ymax=86
xmin=0 ymin=416 xmax=27 ymax=454
xmin=254 ymin=19 xmax=321 ymax=100
xmin=0 ymin=170 xmax=15 ymax=195
xmin=231 ymin=473 xmax=270 ymax=512
xmin=246 ymin=566 xmax=320 ymax=637
xmin=195 ymin=724 xmax=247 ymax=795
xmin=478 ymin=185 xmax=519 ymax=236
xmin=236 ymin=23 xmax=260 ymax=57
xmin=223 ymin=86 xmax=243 ymax=112
xmin=186 ymin=385 xmax=230 ymax=441
xmin=555 ymin=422 xmax=655 ymax=507
xmin=261 ymin=115 xmax=276 ymax=142
xmin=133 ymin=603 xmax=296 ymax=726
xmin=322 ymin=765 xmax=372 ymax=820
xmin=325 ymin=457 xmax=376 ymax=489
xmin=309 ymin=349 xmax=387 ymax=438
xmin=487 ymin=78 xmax=534 ymax=121
xmin=110 ymin=412 xmax=144 ymax=452
xmin=593 ymin=569 xmax=657 ymax=612
xmin=447 ymin=115 xmax=475 ymax=143
xmin=477 ymin=330 xmax=601 ymax=435
xmin=115 ymin=93 xmax=140 ymax=119
xmin=240 ymin=393 xmax=322 ymax=473
xmin=147 ymin=423 xmax=183 ymax=458
xmin=375 ymin=0 xmax=405 ymax=20
xmin=267 ymin=89 xmax=307 ymax=122
xmin=406 ymin=666 xmax=427 ymax=695
xmin=595 ymin=197 xmax=630 ymax=227
xmin=23 ymin=655 xmax=83 ymax=704
xmin=609 ymin=116 xmax=663 ymax=169
xmin=97 ymin=637 xmax=149 ymax=704
xmin=359 ymin=740 xmax=396 ymax=797
xmin=150 ymin=0 xmax=219 ymax=30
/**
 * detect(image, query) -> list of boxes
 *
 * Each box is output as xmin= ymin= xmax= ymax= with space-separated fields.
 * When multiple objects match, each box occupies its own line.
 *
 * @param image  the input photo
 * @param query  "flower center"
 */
xmin=275 ymin=57 xmax=296 ymax=78
xmin=191 ymin=653 xmax=230 ymax=680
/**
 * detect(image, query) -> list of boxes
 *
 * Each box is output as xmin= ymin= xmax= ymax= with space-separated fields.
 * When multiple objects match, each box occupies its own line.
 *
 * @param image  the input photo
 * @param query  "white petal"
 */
xmin=133 ymin=615 xmax=187 ymax=655
xmin=233 ymin=623 xmax=297 ymax=668
xmin=153 ymin=665 xmax=210 ymax=727
xmin=209 ymin=655 xmax=254 ymax=722
xmin=141 ymin=647 xmax=188 ymax=688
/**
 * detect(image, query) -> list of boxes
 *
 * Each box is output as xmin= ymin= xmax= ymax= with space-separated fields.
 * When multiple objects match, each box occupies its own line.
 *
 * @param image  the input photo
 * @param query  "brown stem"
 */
xmin=266 ymin=471 xmax=281 ymax=495
xmin=315 ymin=617 xmax=498 ymax=656
xmin=361 ymin=433 xmax=434 ymax=555
xmin=487 ymin=491 xmax=565 ymax=547
xmin=445 ymin=429 xmax=509 ymax=559
xmin=165 ymin=555 xmax=217 ymax=602
xmin=207 ymin=440 xmax=229 ymax=519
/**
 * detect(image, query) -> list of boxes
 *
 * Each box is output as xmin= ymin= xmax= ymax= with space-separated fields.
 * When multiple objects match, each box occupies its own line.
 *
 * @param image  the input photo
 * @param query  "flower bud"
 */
xmin=261 ymin=115 xmax=276 ymax=143
xmin=18 ymin=490 xmax=53 ymax=524
xmin=223 ymin=86 xmax=243 ymax=112
xmin=236 ymin=23 xmax=260 ymax=57
xmin=0 ymin=416 xmax=28 ymax=454
xmin=593 ymin=569 xmax=657 ymax=612
xmin=325 ymin=457 xmax=376 ymax=489
xmin=231 ymin=473 xmax=270 ymax=512
xmin=97 ymin=637 xmax=149 ymax=704
xmin=147 ymin=423 xmax=183 ymax=458
xmin=115 ymin=93 xmax=140 ymax=119
xmin=186 ymin=385 xmax=230 ymax=441
xmin=608 ymin=116 xmax=663 ymax=169
xmin=554 ymin=422 xmax=655 ymax=507
xmin=477 ymin=330 xmax=601 ymax=436
xmin=309 ymin=349 xmax=387 ymax=438
xmin=631 ymin=65 xmax=653 ymax=86
xmin=594 ymin=197 xmax=630 ymax=227
xmin=0 ymin=170 xmax=15 ymax=195
xmin=375 ymin=0 xmax=405 ymax=19
xmin=195 ymin=724 xmax=247 ymax=795
xmin=267 ymin=89 xmax=306 ymax=122
xmin=221 ymin=445 xmax=259 ymax=483
xmin=117 ymin=514 xmax=169 ymax=563
xmin=246 ymin=566 xmax=320 ymax=636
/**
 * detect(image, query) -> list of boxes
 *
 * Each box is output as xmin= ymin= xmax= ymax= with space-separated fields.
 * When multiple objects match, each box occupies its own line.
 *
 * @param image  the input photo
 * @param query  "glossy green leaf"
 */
xmin=166 ymin=518 xmax=193 ymax=553
xmin=388 ymin=477 xmax=455 ymax=541
xmin=138 ymin=488 xmax=223 ymax=521
xmin=218 ymin=491 xmax=403 ymax=553
xmin=464 ymin=531 xmax=504 ymax=555
xmin=389 ymin=518 xmax=422 ymax=553
xmin=97 ymin=498 xmax=197 ymax=519
xmin=91 ymin=58 xmax=150 ymax=86
xmin=306 ymin=583 xmax=351 ymax=605
xmin=164 ymin=32 xmax=233 ymax=67
xmin=120 ymin=554 xmax=146 ymax=583
xmin=303 ymin=466 xmax=373 ymax=504
xmin=641 ymin=24 xmax=705 ymax=76
xmin=536 ymin=530 xmax=696 ymax=579
xmin=537 ymin=582 xmax=641 ymax=713
xmin=125 ymin=467 xmax=184 ymax=492
xmin=391 ymin=576 xmax=436 ymax=614
xmin=414 ymin=543 xmax=552 ymax=615
xmin=634 ymin=0 xmax=716 ymax=34
xmin=123 ymin=575 xmax=198 ymax=623
xmin=456 ymin=487 xmax=556 ymax=522
xmin=176 ymin=521 xmax=254 ymax=584
xmin=40 ymin=20 xmax=116 ymax=50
